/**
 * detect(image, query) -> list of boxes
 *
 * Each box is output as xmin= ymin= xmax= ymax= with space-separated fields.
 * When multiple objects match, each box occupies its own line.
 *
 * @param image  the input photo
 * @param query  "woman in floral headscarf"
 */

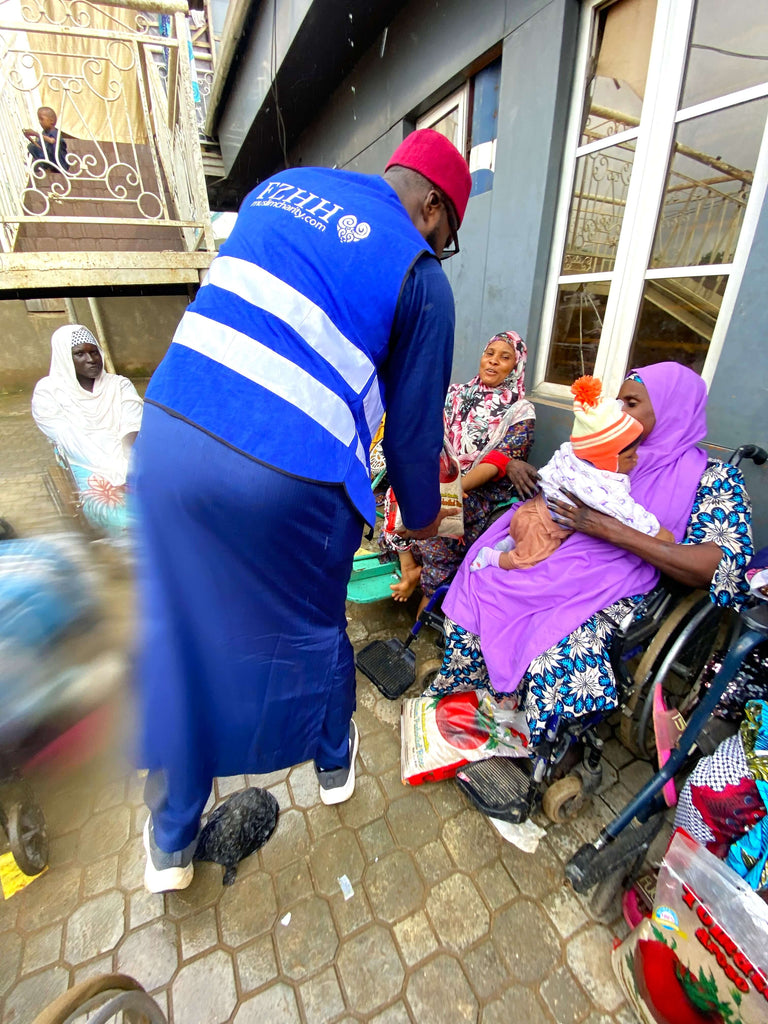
xmin=379 ymin=331 xmax=536 ymax=606
xmin=31 ymin=324 xmax=143 ymax=537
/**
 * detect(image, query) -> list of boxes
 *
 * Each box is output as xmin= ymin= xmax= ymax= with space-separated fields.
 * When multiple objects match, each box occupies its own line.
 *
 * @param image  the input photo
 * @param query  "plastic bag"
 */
xmin=614 ymin=828 xmax=768 ymax=1024
xmin=391 ymin=443 xmax=464 ymax=539
xmin=400 ymin=690 xmax=529 ymax=785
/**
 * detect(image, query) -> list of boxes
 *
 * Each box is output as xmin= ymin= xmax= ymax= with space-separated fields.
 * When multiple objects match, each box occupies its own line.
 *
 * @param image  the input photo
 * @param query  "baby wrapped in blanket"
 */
xmin=471 ymin=376 xmax=672 ymax=572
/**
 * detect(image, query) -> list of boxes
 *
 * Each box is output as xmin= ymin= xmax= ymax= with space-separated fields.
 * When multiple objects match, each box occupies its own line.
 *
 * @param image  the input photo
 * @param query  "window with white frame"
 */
xmin=534 ymin=0 xmax=768 ymax=399
xmin=416 ymin=56 xmax=502 ymax=199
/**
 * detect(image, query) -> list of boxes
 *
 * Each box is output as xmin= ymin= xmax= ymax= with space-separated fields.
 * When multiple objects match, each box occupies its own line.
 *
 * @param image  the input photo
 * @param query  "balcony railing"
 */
xmin=0 ymin=0 xmax=213 ymax=256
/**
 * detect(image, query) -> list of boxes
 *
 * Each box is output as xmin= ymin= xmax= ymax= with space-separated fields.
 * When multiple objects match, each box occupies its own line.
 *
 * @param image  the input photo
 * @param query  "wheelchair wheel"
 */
xmin=6 ymin=800 xmax=49 ymax=876
xmin=634 ymin=601 xmax=732 ymax=760
xmin=542 ymin=774 xmax=583 ymax=823
xmin=415 ymin=657 xmax=443 ymax=690
xmin=31 ymin=973 xmax=167 ymax=1024
xmin=619 ymin=591 xmax=722 ymax=758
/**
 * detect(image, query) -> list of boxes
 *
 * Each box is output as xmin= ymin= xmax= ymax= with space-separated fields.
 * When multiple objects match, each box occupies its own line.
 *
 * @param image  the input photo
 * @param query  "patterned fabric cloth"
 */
xmin=69 ymin=462 xmax=131 ymax=538
xmin=726 ymin=701 xmax=768 ymax=890
xmin=427 ymin=459 xmax=753 ymax=741
xmin=379 ymin=418 xmax=534 ymax=594
xmin=379 ymin=332 xmax=535 ymax=594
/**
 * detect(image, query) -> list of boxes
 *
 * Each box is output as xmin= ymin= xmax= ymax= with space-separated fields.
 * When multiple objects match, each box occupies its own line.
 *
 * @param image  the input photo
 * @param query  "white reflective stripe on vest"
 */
xmin=362 ymin=377 xmax=385 ymax=442
xmin=207 ymin=255 xmax=376 ymax=395
xmin=174 ymin=311 xmax=357 ymax=448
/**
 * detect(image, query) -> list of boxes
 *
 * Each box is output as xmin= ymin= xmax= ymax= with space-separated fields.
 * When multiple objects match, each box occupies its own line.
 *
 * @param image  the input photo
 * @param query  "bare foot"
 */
xmin=391 ymin=565 xmax=421 ymax=602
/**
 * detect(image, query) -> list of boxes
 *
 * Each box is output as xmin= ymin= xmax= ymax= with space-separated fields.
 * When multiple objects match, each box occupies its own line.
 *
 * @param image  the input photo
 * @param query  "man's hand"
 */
xmin=396 ymin=508 xmax=453 ymax=540
xmin=506 ymin=459 xmax=540 ymax=499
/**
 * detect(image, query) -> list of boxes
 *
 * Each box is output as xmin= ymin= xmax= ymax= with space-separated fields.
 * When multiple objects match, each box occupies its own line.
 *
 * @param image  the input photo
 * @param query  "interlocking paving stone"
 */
xmin=274 ymin=895 xmax=339 ymax=980
xmin=64 ymin=890 xmax=125 ymax=964
xmin=259 ymin=808 xmax=311 ymax=872
xmin=385 ymin=789 xmax=440 ymax=849
xmin=117 ymin=834 xmax=148 ymax=892
xmin=40 ymin=784 xmax=93 ymax=836
xmin=15 ymin=865 xmax=81 ymax=931
xmin=0 ymin=934 xmax=22 ymax=998
xmin=499 ymin=837 xmax=562 ymax=899
xmin=329 ymin=888 xmax=373 ymax=937
xmin=379 ymin=766 xmax=410 ymax=801
xmin=481 ymin=985 xmax=553 ymax=1024
xmin=93 ymin=778 xmax=127 ymax=812
xmin=215 ymin=774 xmax=248 ymax=799
xmin=406 ymin=954 xmax=478 ymax=1024
xmin=336 ymin=924 xmax=405 ymax=1015
xmin=425 ymin=781 xmax=466 ymax=820
xmin=337 ymin=774 xmax=387 ymax=828
xmin=20 ymin=923 xmax=62 ymax=974
xmin=474 ymin=860 xmax=519 ymax=910
xmin=2 ymin=966 xmax=69 ymax=1023
xmin=129 ymin=888 xmax=165 ymax=929
xmin=413 ymin=839 xmax=454 ymax=889
xmin=82 ymin=854 xmax=120 ymax=898
xmin=565 ymin=925 xmax=625 ymax=1012
xmin=76 ymin=804 xmax=132 ymax=863
xmin=540 ymin=964 xmax=592 ymax=1024
xmin=116 ymin=918 xmax=179 ymax=990
xmin=72 ymin=953 xmax=115 ymax=985
xmin=426 ymin=872 xmax=489 ymax=951
xmin=462 ymin=939 xmax=511 ymax=1000
xmin=309 ymin=827 xmax=365 ymax=896
xmin=48 ymin=830 xmax=79 ymax=868
xmin=542 ymin=885 xmax=590 ymax=939
xmin=235 ymin=934 xmax=279 ymax=993
xmin=369 ymin=1003 xmax=412 ymax=1024
xmin=172 ymin=948 xmax=237 ymax=1024
xmin=359 ymin=729 xmax=401 ymax=776
xmin=288 ymin=761 xmax=322 ymax=808
xmin=492 ymin=899 xmax=561 ymax=982
xmin=179 ymin=906 xmax=219 ymax=960
xmin=218 ymin=870 xmax=276 ymax=948
xmin=392 ymin=910 xmax=438 ymax=966
xmin=365 ymin=849 xmax=425 ymax=922
xmin=165 ymin=861 xmax=224 ymax=918
xmin=299 ymin=965 xmax=346 ymax=1024
xmin=358 ymin=818 xmax=396 ymax=861
xmin=441 ymin=809 xmax=499 ymax=871
xmin=233 ymin=981 xmax=302 ymax=1022
xmin=306 ymin=802 xmax=342 ymax=840
xmin=275 ymin=858 xmax=315 ymax=907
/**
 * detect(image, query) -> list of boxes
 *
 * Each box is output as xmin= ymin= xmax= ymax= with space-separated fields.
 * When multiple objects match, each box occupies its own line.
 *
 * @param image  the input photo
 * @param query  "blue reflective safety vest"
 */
xmin=145 ymin=167 xmax=432 ymax=523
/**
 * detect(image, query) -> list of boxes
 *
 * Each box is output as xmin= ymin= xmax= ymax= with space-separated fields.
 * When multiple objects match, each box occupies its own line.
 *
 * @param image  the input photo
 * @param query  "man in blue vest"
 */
xmin=133 ymin=129 xmax=471 ymax=892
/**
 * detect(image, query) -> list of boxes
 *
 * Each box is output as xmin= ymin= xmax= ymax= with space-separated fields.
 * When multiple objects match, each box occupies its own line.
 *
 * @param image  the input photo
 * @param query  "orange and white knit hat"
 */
xmin=570 ymin=376 xmax=642 ymax=472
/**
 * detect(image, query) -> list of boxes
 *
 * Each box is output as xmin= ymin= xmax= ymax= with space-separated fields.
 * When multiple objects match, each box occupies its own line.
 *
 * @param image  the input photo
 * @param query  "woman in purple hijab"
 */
xmin=429 ymin=363 xmax=754 ymax=741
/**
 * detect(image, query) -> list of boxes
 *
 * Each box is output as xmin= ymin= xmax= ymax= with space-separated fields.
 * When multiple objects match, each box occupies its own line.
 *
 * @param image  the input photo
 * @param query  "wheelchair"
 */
xmin=31 ymin=973 xmax=167 ymax=1024
xmin=357 ymin=443 xmax=766 ymax=834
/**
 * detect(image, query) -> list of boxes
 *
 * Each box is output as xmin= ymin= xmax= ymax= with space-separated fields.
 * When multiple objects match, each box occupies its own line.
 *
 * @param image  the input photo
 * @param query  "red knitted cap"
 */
xmin=385 ymin=129 xmax=472 ymax=226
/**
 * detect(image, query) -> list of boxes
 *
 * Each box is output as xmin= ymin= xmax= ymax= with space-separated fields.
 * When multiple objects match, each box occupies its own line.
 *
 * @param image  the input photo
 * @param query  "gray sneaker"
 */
xmin=316 ymin=720 xmax=359 ymax=806
xmin=143 ymin=816 xmax=195 ymax=893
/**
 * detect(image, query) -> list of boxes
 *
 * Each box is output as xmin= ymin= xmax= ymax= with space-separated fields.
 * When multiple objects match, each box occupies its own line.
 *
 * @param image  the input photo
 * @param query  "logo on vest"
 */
xmin=337 ymin=215 xmax=371 ymax=243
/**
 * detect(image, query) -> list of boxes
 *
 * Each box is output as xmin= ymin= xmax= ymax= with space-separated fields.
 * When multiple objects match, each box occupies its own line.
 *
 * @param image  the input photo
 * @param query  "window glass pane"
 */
xmin=580 ymin=0 xmax=657 ymax=145
xmin=626 ymin=274 xmax=726 ymax=373
xmin=469 ymin=57 xmax=501 ymax=198
xmin=650 ymin=98 xmax=767 ymax=270
xmin=545 ymin=282 xmax=609 ymax=384
xmin=561 ymin=141 xmax=636 ymax=275
xmin=427 ymin=107 xmax=462 ymax=150
xmin=682 ymin=0 xmax=768 ymax=109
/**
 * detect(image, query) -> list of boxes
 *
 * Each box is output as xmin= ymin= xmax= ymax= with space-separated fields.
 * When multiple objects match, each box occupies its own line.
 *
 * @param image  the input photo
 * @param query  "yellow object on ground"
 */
xmin=0 ymin=850 xmax=47 ymax=898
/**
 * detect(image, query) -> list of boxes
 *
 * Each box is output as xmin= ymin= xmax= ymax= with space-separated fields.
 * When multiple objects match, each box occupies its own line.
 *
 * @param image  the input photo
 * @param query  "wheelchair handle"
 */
xmin=729 ymin=443 xmax=767 ymax=467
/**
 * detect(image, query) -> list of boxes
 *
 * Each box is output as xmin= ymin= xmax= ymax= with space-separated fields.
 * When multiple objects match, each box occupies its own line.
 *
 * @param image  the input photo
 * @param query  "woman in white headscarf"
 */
xmin=31 ymin=324 xmax=143 ymax=535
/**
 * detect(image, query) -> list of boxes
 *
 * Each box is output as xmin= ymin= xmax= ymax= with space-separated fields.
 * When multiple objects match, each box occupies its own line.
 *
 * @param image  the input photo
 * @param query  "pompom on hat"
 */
xmin=570 ymin=375 xmax=643 ymax=473
xmin=385 ymin=129 xmax=472 ymax=227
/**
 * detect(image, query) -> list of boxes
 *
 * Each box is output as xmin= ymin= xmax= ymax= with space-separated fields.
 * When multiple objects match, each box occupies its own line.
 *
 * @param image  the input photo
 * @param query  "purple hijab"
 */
xmin=442 ymin=362 xmax=709 ymax=692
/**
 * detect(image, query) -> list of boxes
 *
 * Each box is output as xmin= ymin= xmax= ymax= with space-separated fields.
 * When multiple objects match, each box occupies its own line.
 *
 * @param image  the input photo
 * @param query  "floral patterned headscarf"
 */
xmin=444 ymin=332 xmax=535 ymax=471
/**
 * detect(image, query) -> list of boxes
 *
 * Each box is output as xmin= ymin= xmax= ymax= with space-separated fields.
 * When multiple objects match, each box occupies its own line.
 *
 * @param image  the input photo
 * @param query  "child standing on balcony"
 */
xmin=470 ymin=375 xmax=674 ymax=571
xmin=23 ymin=106 xmax=68 ymax=173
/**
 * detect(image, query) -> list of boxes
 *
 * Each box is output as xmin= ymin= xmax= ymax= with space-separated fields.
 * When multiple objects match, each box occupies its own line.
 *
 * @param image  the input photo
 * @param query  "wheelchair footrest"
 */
xmin=456 ymin=756 xmax=534 ymax=824
xmin=355 ymin=639 xmax=415 ymax=700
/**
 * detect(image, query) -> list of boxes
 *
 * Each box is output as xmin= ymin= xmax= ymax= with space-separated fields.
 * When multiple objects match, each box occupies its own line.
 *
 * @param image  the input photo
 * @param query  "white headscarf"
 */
xmin=31 ymin=325 xmax=143 ymax=484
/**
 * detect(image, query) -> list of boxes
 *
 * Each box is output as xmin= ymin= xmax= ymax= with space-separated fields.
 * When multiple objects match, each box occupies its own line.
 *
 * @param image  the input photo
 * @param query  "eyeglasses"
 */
xmin=437 ymin=194 xmax=460 ymax=261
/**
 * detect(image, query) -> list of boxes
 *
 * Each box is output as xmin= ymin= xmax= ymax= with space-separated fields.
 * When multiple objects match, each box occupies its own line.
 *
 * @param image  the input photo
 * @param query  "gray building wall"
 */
xmin=284 ymin=0 xmax=768 ymax=545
